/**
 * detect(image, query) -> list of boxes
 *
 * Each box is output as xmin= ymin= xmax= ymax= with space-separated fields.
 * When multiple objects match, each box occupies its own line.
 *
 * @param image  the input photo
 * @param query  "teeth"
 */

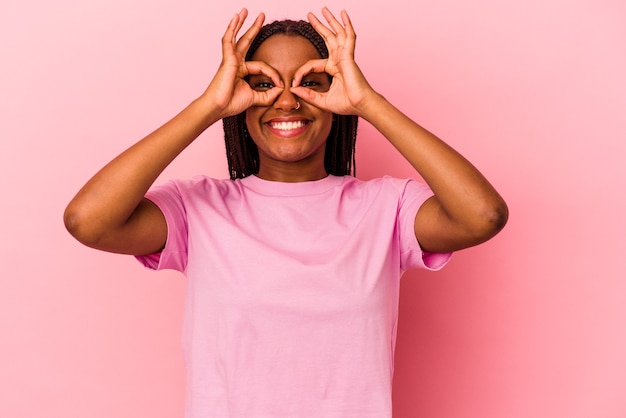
xmin=270 ymin=121 xmax=306 ymax=131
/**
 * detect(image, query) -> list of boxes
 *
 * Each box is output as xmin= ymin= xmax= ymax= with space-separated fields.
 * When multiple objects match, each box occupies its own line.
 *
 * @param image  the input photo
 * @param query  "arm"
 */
xmin=357 ymin=95 xmax=508 ymax=253
xmin=64 ymin=9 xmax=283 ymax=255
xmin=292 ymin=8 xmax=508 ymax=253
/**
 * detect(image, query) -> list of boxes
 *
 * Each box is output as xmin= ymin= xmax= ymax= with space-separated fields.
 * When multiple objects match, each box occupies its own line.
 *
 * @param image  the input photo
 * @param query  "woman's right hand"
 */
xmin=204 ymin=9 xmax=283 ymax=118
xmin=64 ymin=9 xmax=283 ymax=256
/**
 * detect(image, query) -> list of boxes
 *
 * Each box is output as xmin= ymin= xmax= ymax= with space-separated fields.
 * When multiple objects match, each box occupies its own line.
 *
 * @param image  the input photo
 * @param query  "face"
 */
xmin=245 ymin=35 xmax=333 ymax=180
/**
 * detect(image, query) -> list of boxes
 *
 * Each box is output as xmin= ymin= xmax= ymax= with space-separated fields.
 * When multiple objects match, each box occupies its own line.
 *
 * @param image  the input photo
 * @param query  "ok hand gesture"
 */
xmin=204 ymin=9 xmax=284 ymax=118
xmin=290 ymin=8 xmax=376 ymax=117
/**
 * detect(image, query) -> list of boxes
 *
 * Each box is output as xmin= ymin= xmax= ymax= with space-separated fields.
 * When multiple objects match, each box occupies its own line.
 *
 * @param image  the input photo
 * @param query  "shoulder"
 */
xmin=144 ymin=176 xmax=246 ymax=215
xmin=340 ymin=175 xmax=426 ymax=196
xmin=159 ymin=175 xmax=243 ymax=197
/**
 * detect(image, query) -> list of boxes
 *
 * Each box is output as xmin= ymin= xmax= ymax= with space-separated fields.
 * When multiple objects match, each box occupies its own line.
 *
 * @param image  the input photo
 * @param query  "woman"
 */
xmin=65 ymin=8 xmax=508 ymax=417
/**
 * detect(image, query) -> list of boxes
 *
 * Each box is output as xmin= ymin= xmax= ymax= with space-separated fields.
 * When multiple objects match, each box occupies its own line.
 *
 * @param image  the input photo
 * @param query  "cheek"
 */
xmin=320 ymin=114 xmax=334 ymax=138
xmin=244 ymin=110 xmax=254 ymax=128
xmin=245 ymin=110 xmax=262 ymax=137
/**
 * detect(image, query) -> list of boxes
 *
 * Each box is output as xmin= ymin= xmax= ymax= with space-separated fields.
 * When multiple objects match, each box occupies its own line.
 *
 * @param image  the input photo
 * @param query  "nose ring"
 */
xmin=295 ymin=101 xmax=301 ymax=110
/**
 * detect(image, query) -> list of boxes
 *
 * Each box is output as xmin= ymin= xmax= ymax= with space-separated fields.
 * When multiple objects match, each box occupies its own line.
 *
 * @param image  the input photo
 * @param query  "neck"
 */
xmin=255 ymin=162 xmax=328 ymax=183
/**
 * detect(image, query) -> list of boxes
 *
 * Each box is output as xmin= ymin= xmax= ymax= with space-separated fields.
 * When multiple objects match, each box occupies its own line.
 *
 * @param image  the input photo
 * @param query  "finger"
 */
xmin=340 ymin=9 xmax=356 ymax=39
xmin=245 ymin=60 xmax=284 ymax=88
xmin=291 ymin=59 xmax=331 ymax=87
xmin=338 ymin=10 xmax=356 ymax=54
xmin=253 ymin=88 xmax=283 ymax=107
xmin=307 ymin=12 xmax=336 ymax=45
xmin=236 ymin=12 xmax=265 ymax=56
xmin=321 ymin=7 xmax=346 ymax=37
xmin=233 ymin=8 xmax=249 ymax=38
xmin=221 ymin=12 xmax=242 ymax=54
xmin=289 ymin=86 xmax=327 ymax=110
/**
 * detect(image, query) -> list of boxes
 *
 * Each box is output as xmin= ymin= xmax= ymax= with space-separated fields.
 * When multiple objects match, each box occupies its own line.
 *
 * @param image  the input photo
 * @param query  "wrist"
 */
xmin=194 ymin=89 xmax=230 ymax=120
xmin=194 ymin=93 xmax=228 ymax=126
xmin=355 ymin=90 xmax=387 ymax=120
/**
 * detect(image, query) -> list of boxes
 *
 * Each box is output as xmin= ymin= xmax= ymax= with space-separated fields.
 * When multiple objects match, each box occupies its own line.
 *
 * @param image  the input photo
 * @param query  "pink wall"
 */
xmin=1 ymin=0 xmax=625 ymax=417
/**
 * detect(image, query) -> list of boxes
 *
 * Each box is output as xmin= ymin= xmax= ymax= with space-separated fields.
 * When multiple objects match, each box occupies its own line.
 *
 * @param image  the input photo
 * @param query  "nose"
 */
xmin=273 ymin=86 xmax=300 ymax=112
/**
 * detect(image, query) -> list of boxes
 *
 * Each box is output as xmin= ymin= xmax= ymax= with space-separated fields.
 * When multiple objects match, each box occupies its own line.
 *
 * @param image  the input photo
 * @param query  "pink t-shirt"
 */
xmin=137 ymin=174 xmax=451 ymax=418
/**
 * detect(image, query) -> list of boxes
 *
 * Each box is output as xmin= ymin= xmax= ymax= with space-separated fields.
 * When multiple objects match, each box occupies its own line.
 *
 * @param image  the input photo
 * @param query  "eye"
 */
xmin=300 ymin=79 xmax=319 ymax=88
xmin=251 ymin=80 xmax=275 ymax=91
xmin=247 ymin=75 xmax=275 ymax=91
xmin=299 ymin=74 xmax=330 ymax=92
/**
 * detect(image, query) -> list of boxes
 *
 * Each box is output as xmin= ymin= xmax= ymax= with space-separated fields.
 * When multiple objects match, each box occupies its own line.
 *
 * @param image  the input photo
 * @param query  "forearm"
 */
xmin=64 ymin=94 xmax=221 ymax=241
xmin=358 ymin=92 xmax=508 ymax=243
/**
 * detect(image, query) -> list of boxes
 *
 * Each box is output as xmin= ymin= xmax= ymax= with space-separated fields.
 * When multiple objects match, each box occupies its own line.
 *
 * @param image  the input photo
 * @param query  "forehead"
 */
xmin=250 ymin=35 xmax=321 ymax=69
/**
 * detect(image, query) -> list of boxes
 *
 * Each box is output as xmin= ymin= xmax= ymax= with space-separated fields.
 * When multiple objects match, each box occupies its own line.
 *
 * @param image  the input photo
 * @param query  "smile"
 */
xmin=268 ymin=120 xmax=308 ymax=131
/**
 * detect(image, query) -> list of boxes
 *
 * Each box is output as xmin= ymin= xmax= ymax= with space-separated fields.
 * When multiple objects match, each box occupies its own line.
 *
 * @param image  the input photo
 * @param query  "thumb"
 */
xmin=290 ymin=87 xmax=326 ymax=109
xmin=253 ymin=86 xmax=283 ymax=107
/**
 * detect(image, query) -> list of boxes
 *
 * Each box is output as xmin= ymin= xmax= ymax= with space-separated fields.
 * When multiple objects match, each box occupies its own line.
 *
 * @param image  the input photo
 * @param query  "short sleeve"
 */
xmin=396 ymin=178 xmax=452 ymax=272
xmin=135 ymin=181 xmax=189 ymax=272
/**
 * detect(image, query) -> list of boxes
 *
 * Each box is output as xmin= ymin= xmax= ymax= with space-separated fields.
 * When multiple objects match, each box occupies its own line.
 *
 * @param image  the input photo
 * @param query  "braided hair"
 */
xmin=222 ymin=20 xmax=358 ymax=180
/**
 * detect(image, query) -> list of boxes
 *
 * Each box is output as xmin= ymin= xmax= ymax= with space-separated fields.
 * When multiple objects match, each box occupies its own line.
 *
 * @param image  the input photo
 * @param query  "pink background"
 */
xmin=1 ymin=0 xmax=625 ymax=417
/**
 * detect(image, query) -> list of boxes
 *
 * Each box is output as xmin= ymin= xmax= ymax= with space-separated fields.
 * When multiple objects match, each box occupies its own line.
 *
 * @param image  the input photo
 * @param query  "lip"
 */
xmin=264 ymin=117 xmax=311 ymax=138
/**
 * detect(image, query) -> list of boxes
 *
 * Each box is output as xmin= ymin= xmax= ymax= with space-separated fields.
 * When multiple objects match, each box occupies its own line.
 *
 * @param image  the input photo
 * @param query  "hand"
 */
xmin=290 ymin=8 xmax=375 ymax=116
xmin=203 ymin=9 xmax=284 ymax=118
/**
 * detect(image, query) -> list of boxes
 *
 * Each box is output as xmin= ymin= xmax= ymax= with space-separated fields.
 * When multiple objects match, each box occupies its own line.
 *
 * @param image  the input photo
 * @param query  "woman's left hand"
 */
xmin=290 ymin=8 xmax=376 ymax=116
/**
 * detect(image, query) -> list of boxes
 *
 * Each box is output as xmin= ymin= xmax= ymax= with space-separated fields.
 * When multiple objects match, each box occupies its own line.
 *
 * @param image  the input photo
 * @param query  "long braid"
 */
xmin=223 ymin=20 xmax=358 ymax=180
